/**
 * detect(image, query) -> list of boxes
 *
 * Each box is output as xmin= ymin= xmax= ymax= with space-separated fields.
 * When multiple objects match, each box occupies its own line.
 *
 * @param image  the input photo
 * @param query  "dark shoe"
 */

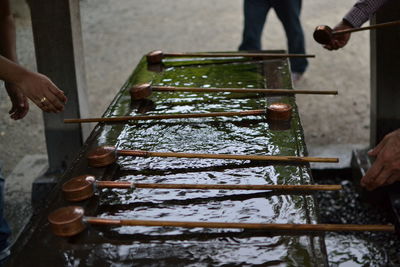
xmin=292 ymin=72 xmax=303 ymax=86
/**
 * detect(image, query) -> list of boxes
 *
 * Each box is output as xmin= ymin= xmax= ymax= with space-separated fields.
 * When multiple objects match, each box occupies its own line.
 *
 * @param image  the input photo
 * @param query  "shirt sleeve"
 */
xmin=343 ymin=0 xmax=389 ymax=28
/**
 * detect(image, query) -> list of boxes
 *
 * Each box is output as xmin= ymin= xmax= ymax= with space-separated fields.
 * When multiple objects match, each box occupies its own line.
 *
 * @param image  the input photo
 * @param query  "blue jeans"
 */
xmin=239 ymin=0 xmax=308 ymax=73
xmin=0 ymin=167 xmax=10 ymax=254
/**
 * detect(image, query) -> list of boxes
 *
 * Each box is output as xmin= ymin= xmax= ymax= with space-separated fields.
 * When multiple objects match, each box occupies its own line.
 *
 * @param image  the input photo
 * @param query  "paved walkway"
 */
xmin=1 ymin=0 xmax=369 ymax=178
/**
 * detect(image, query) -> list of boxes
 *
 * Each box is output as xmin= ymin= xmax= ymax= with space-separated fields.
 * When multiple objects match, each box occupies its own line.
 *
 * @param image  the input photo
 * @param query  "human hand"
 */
xmin=323 ymin=20 xmax=353 ymax=51
xmin=5 ymin=82 xmax=29 ymax=120
xmin=16 ymin=71 xmax=67 ymax=113
xmin=361 ymin=129 xmax=400 ymax=190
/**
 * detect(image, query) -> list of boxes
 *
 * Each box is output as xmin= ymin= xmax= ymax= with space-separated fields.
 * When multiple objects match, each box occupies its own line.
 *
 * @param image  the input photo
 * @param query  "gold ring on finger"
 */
xmin=40 ymin=97 xmax=47 ymax=104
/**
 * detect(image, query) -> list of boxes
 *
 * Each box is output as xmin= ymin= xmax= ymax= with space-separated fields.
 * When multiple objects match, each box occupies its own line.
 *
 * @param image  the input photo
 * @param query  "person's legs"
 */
xmin=0 ymin=165 xmax=11 ymax=264
xmin=239 ymin=0 xmax=271 ymax=51
xmin=272 ymin=0 xmax=308 ymax=74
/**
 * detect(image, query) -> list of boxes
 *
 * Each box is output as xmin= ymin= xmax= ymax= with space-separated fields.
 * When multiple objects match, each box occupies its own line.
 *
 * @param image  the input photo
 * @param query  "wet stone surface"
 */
xmin=315 ymin=173 xmax=400 ymax=266
xmin=8 ymin=55 xmax=327 ymax=266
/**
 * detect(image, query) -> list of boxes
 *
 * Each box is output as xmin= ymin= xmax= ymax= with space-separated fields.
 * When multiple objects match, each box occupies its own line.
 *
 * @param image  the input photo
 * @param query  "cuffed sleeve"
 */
xmin=343 ymin=0 xmax=388 ymax=28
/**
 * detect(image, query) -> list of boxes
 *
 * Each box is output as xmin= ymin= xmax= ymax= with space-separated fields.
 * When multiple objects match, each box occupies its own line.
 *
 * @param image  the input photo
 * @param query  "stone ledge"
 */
xmin=5 ymin=154 xmax=48 ymax=245
xmin=308 ymin=143 xmax=366 ymax=170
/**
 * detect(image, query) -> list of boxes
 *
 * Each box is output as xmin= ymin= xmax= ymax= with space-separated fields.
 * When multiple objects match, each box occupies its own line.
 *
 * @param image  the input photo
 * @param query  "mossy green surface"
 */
xmin=9 ymin=54 xmax=329 ymax=267
xmin=90 ymin=55 xmax=328 ymax=266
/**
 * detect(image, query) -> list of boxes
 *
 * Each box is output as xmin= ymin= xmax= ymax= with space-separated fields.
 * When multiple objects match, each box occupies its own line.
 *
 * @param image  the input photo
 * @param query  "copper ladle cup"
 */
xmin=129 ymin=83 xmax=153 ymax=100
xmin=87 ymin=146 xmax=117 ymax=167
xmin=146 ymin=50 xmax=164 ymax=64
xmin=48 ymin=206 xmax=87 ymax=237
xmin=313 ymin=25 xmax=334 ymax=45
xmin=267 ymin=103 xmax=292 ymax=121
xmin=62 ymin=175 xmax=97 ymax=202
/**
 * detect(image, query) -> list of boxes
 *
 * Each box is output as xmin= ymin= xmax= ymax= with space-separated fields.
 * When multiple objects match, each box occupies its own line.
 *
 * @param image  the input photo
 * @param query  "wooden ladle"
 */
xmin=62 ymin=175 xmax=343 ymax=202
xmin=48 ymin=206 xmax=395 ymax=237
xmin=64 ymin=109 xmax=266 ymax=124
xmin=313 ymin=20 xmax=400 ymax=45
xmin=86 ymin=146 xmax=339 ymax=168
xmin=129 ymin=83 xmax=338 ymax=100
xmin=65 ymin=103 xmax=293 ymax=124
xmin=146 ymin=50 xmax=315 ymax=65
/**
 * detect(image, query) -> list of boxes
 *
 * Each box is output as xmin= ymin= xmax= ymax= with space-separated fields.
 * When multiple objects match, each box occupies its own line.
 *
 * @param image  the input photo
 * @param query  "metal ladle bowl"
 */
xmin=62 ymin=175 xmax=97 ymax=202
xmin=146 ymin=50 xmax=164 ymax=64
xmin=267 ymin=102 xmax=292 ymax=121
xmin=313 ymin=25 xmax=333 ymax=45
xmin=48 ymin=206 xmax=87 ymax=237
xmin=87 ymin=146 xmax=117 ymax=167
xmin=129 ymin=83 xmax=152 ymax=100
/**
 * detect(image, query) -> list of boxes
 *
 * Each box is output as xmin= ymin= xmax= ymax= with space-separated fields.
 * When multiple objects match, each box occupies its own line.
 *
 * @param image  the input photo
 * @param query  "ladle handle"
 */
xmin=333 ymin=20 xmax=400 ymax=35
xmin=163 ymin=52 xmax=315 ymax=58
xmin=85 ymin=217 xmax=395 ymax=232
xmin=96 ymin=181 xmax=133 ymax=188
xmin=151 ymin=86 xmax=338 ymax=95
xmin=64 ymin=110 xmax=265 ymax=123
xmin=95 ymin=182 xmax=342 ymax=191
xmin=117 ymin=150 xmax=339 ymax=163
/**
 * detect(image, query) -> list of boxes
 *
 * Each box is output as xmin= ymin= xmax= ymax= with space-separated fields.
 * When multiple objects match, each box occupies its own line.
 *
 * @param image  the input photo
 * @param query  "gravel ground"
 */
xmin=0 ymin=0 xmax=369 ymax=176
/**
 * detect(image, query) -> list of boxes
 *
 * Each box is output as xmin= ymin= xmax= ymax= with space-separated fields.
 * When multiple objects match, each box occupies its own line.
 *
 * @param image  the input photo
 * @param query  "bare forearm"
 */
xmin=0 ymin=54 xmax=67 ymax=113
xmin=0 ymin=0 xmax=17 ymax=62
xmin=0 ymin=16 xmax=17 ymax=61
xmin=0 ymin=0 xmax=66 ymax=115
xmin=0 ymin=55 xmax=28 ymax=85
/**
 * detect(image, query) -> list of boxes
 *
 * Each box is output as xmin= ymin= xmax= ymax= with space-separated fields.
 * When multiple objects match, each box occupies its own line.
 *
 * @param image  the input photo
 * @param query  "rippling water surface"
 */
xmin=82 ymin=57 xmax=326 ymax=266
xmin=315 ymin=176 xmax=400 ymax=266
xmin=10 ymin=56 xmax=329 ymax=266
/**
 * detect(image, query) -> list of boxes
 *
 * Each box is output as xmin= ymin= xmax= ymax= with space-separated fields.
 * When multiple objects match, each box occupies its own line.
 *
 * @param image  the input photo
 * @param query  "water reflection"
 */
xmin=326 ymin=233 xmax=387 ymax=266
xmin=130 ymin=99 xmax=156 ymax=114
xmin=316 ymin=177 xmax=398 ymax=266
xmin=46 ymin=58 xmax=326 ymax=266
